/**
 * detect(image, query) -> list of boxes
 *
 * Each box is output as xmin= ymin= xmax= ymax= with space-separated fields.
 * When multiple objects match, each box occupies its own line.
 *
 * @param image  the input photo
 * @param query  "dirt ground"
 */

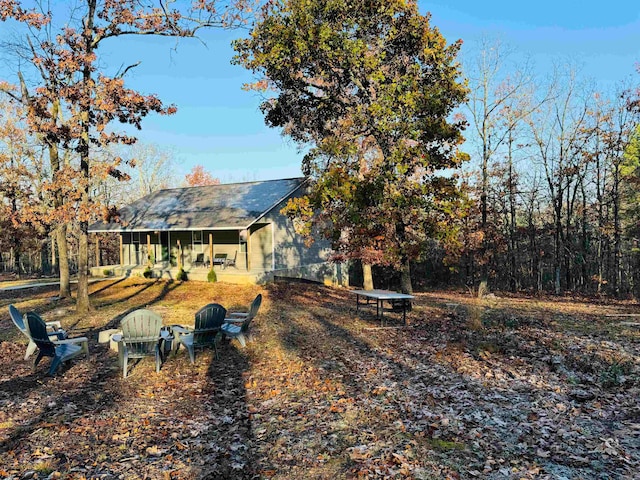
xmin=0 ymin=278 xmax=638 ymax=479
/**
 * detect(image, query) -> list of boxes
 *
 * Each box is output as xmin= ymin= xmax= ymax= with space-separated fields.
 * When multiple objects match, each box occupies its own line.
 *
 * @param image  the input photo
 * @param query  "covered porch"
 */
xmin=91 ymin=223 xmax=275 ymax=281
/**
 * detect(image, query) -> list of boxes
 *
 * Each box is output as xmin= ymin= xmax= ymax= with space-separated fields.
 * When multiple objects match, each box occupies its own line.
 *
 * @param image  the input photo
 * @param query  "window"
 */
xmin=193 ymin=230 xmax=203 ymax=244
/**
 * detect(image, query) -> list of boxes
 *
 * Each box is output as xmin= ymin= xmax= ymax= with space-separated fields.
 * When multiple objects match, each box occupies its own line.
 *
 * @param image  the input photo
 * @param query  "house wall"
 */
xmin=249 ymin=223 xmax=273 ymax=271
xmin=261 ymin=192 xmax=331 ymax=271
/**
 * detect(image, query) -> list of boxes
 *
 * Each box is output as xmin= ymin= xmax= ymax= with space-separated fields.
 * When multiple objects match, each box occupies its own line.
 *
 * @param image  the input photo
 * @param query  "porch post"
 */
xmin=177 ymin=239 xmax=182 ymax=269
xmin=119 ymin=234 xmax=123 ymax=267
xmin=95 ymin=236 xmax=100 ymax=267
xmin=209 ymin=233 xmax=213 ymax=267
xmin=146 ymin=233 xmax=151 ymax=266
xmin=246 ymin=228 xmax=251 ymax=272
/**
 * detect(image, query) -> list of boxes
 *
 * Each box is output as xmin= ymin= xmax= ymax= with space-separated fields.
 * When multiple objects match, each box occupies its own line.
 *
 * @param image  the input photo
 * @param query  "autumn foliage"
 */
xmin=0 ymin=0 xmax=248 ymax=310
xmin=185 ymin=165 xmax=221 ymax=187
xmin=235 ymin=0 xmax=468 ymax=293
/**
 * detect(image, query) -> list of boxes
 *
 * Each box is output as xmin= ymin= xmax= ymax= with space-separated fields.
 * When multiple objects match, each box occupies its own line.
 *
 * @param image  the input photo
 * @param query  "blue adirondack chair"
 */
xmin=8 ymin=305 xmax=67 ymax=360
xmin=120 ymin=309 xmax=163 ymax=379
xmin=26 ymin=312 xmax=89 ymax=376
xmin=176 ymin=303 xmax=226 ymax=363
xmin=222 ymin=294 xmax=262 ymax=347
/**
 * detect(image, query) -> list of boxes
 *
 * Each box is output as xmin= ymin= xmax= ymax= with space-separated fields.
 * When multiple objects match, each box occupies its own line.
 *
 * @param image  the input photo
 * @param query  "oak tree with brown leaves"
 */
xmin=1 ymin=0 xmax=248 ymax=311
xmin=234 ymin=0 xmax=468 ymax=293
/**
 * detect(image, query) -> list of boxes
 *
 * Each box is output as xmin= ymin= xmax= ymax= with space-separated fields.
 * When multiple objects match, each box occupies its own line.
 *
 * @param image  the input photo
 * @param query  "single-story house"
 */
xmin=89 ymin=177 xmax=347 ymax=285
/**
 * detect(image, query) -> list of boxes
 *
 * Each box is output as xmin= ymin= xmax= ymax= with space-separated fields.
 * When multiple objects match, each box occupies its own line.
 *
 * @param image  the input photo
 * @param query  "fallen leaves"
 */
xmin=0 ymin=280 xmax=638 ymax=478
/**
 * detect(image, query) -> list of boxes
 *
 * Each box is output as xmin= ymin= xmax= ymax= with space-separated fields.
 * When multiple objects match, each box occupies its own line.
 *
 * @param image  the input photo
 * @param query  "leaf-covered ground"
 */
xmin=0 ymin=278 xmax=638 ymax=479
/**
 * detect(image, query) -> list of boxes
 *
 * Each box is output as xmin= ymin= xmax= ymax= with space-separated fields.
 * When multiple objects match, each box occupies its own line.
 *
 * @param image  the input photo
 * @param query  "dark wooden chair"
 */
xmin=26 ymin=312 xmax=88 ymax=376
xmin=194 ymin=253 xmax=206 ymax=268
xmin=176 ymin=303 xmax=227 ymax=362
xmin=222 ymin=294 xmax=262 ymax=347
xmin=120 ymin=309 xmax=163 ymax=378
xmin=9 ymin=305 xmax=66 ymax=360
xmin=225 ymin=251 xmax=237 ymax=269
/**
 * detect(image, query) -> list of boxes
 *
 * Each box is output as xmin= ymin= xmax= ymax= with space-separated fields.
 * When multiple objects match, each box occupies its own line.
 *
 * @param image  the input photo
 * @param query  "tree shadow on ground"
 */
xmin=0 ymin=296 xmax=260 ymax=478
xmin=89 ymin=276 xmax=128 ymax=296
xmin=179 ymin=339 xmax=258 ymax=479
xmin=0 ymin=345 xmax=121 ymax=466
xmin=259 ymin=283 xmax=638 ymax=479
xmin=91 ymin=278 xmax=162 ymax=311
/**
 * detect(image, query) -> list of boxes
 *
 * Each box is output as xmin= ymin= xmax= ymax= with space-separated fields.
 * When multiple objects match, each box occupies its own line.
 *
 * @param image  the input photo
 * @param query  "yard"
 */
xmin=0 ymin=278 xmax=638 ymax=479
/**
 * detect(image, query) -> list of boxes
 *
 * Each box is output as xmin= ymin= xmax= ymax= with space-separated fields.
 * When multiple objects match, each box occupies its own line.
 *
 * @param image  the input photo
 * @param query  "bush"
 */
xmin=143 ymin=266 xmax=153 ymax=278
xmin=207 ymin=268 xmax=217 ymax=283
xmin=176 ymin=266 xmax=188 ymax=282
xmin=103 ymin=269 xmax=113 ymax=277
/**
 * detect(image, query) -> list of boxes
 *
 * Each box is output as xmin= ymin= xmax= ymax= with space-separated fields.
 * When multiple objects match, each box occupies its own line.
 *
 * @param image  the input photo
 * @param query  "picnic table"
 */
xmin=352 ymin=289 xmax=415 ymax=326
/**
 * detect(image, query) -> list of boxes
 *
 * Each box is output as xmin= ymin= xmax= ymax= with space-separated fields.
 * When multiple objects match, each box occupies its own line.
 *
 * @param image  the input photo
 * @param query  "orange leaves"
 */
xmin=184 ymin=165 xmax=220 ymax=187
xmin=0 ymin=0 xmax=49 ymax=27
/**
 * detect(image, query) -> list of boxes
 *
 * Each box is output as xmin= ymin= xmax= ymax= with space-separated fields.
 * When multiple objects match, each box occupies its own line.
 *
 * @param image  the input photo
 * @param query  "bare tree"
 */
xmin=528 ymin=67 xmax=591 ymax=294
xmin=466 ymin=39 xmax=541 ymax=289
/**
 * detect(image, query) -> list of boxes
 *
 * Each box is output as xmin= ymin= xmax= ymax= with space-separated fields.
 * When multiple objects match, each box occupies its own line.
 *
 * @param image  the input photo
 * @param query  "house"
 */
xmin=89 ymin=177 xmax=347 ymax=285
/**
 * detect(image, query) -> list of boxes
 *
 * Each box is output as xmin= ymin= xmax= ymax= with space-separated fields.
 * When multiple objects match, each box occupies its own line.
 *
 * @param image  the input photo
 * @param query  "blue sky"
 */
xmin=2 ymin=1 xmax=639 ymax=182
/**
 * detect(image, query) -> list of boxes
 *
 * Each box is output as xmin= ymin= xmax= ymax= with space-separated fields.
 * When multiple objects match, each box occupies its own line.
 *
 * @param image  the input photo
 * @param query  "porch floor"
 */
xmin=91 ymin=264 xmax=266 ymax=285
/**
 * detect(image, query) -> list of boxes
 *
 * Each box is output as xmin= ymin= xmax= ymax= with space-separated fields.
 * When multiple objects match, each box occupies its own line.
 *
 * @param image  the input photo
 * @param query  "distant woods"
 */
xmin=455 ymin=42 xmax=640 ymax=297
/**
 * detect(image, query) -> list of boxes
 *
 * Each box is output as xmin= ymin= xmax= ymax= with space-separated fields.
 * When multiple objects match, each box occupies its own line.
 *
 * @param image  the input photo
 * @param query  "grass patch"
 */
xmin=426 ymin=439 xmax=466 ymax=452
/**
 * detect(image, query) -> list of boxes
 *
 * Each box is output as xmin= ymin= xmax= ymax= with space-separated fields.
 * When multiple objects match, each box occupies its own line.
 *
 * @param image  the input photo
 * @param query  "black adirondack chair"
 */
xmin=120 ymin=309 xmax=163 ymax=378
xmin=26 ymin=312 xmax=88 ymax=376
xmin=9 ymin=305 xmax=67 ymax=360
xmin=222 ymin=294 xmax=262 ymax=347
xmin=176 ymin=303 xmax=226 ymax=363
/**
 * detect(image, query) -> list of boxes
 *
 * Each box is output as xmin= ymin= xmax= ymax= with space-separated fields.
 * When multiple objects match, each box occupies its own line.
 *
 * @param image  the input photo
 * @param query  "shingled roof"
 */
xmin=89 ymin=177 xmax=305 ymax=232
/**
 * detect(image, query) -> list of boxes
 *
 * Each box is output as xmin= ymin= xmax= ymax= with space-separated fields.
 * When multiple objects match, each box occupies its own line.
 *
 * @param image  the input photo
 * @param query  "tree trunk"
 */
xmin=362 ymin=263 xmax=374 ymax=290
xmin=480 ymin=139 xmax=489 ymax=286
xmin=51 ymin=232 xmax=57 ymax=274
xmin=553 ymin=190 xmax=563 ymax=295
xmin=75 ymin=2 xmax=95 ymax=313
xmin=57 ymin=225 xmax=71 ymax=298
xmin=76 ymin=222 xmax=91 ymax=312
xmin=507 ymin=131 xmax=518 ymax=293
xmin=400 ymin=257 xmax=413 ymax=294
xmin=613 ymin=164 xmax=622 ymax=297
xmin=40 ymin=239 xmax=49 ymax=274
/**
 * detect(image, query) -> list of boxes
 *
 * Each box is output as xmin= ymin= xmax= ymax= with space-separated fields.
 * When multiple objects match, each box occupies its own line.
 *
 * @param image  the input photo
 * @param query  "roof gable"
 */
xmin=90 ymin=177 xmax=304 ymax=232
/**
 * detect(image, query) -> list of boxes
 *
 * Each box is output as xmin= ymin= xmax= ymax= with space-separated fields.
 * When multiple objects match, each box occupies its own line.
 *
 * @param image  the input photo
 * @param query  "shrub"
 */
xmin=103 ymin=269 xmax=113 ymax=277
xmin=207 ymin=268 xmax=217 ymax=283
xmin=176 ymin=266 xmax=188 ymax=282
xmin=600 ymin=361 xmax=632 ymax=388
xmin=143 ymin=266 xmax=153 ymax=278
